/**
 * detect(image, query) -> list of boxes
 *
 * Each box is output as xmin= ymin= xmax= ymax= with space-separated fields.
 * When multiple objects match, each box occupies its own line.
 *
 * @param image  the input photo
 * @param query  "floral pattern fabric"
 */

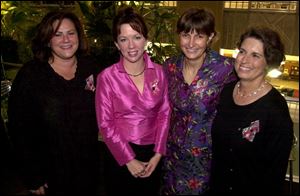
xmin=161 ymin=49 xmax=236 ymax=195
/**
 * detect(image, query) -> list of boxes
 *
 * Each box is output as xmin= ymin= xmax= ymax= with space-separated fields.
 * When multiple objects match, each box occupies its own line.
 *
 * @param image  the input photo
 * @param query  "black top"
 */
xmin=7 ymin=57 xmax=102 ymax=195
xmin=210 ymin=81 xmax=294 ymax=195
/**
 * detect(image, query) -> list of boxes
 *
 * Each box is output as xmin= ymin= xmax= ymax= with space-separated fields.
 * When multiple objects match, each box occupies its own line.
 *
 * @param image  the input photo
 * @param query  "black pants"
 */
xmin=103 ymin=142 xmax=161 ymax=195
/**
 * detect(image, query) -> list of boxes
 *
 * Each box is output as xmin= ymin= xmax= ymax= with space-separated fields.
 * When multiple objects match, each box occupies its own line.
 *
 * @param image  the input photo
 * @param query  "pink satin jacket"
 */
xmin=96 ymin=53 xmax=171 ymax=166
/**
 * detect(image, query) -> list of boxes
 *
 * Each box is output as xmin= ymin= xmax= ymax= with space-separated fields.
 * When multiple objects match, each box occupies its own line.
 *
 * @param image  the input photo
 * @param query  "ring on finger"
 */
xmin=140 ymin=170 xmax=146 ymax=175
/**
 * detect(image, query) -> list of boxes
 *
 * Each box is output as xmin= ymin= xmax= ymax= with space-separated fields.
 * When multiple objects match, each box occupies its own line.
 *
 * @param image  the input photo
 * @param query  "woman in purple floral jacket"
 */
xmin=161 ymin=8 xmax=236 ymax=195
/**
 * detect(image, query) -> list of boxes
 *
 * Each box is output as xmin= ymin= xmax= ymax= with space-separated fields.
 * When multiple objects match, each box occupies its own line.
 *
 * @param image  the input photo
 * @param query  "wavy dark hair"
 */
xmin=31 ymin=11 xmax=89 ymax=63
xmin=112 ymin=7 xmax=148 ymax=42
xmin=237 ymin=26 xmax=285 ymax=68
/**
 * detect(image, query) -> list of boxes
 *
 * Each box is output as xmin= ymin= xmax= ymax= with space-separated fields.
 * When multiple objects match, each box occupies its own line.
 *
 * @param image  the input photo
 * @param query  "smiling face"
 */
xmin=179 ymin=30 xmax=211 ymax=61
xmin=49 ymin=18 xmax=79 ymax=61
xmin=235 ymin=37 xmax=267 ymax=82
xmin=115 ymin=24 xmax=147 ymax=64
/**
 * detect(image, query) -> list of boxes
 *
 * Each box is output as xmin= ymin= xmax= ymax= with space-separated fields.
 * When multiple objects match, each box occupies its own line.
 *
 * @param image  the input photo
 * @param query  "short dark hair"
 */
xmin=112 ymin=7 xmax=148 ymax=42
xmin=237 ymin=26 xmax=285 ymax=68
xmin=32 ymin=11 xmax=88 ymax=63
xmin=177 ymin=8 xmax=216 ymax=37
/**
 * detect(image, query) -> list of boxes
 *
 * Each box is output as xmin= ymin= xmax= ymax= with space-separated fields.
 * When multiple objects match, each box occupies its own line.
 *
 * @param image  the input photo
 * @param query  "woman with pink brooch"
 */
xmin=95 ymin=6 xmax=171 ymax=195
xmin=8 ymin=11 xmax=101 ymax=195
xmin=210 ymin=26 xmax=294 ymax=195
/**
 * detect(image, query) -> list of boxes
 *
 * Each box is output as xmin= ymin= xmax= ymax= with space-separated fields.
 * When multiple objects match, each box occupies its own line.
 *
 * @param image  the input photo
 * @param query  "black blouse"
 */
xmin=210 ymin=81 xmax=294 ymax=195
xmin=8 ymin=57 xmax=102 ymax=195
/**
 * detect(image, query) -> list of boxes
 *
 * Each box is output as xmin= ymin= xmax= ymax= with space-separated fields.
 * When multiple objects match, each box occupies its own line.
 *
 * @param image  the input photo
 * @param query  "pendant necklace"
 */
xmin=126 ymin=65 xmax=145 ymax=77
xmin=236 ymin=80 xmax=267 ymax=98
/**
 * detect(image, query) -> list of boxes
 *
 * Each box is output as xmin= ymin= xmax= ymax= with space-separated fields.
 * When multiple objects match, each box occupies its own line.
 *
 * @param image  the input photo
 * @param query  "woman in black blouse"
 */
xmin=210 ymin=26 xmax=294 ymax=195
xmin=8 ymin=11 xmax=101 ymax=195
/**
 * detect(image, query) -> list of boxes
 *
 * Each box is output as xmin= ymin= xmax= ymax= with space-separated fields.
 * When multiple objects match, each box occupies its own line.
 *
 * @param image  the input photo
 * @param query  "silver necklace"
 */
xmin=236 ymin=80 xmax=267 ymax=97
xmin=126 ymin=66 xmax=145 ymax=77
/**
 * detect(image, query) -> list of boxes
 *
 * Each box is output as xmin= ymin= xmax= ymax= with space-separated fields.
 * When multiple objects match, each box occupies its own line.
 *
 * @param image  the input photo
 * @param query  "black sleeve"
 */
xmin=7 ymin=63 xmax=47 ymax=190
xmin=261 ymin=92 xmax=294 ymax=194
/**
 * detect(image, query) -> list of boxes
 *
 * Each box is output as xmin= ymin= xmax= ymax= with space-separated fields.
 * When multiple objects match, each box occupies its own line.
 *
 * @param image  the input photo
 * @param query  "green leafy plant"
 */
xmin=1 ymin=1 xmax=46 ymax=63
xmin=1 ymin=1 xmax=180 ymax=67
xmin=77 ymin=1 xmax=180 ymax=65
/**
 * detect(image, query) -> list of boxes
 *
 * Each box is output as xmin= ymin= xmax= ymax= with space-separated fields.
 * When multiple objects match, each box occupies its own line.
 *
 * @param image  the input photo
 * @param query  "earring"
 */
xmin=207 ymin=37 xmax=213 ymax=45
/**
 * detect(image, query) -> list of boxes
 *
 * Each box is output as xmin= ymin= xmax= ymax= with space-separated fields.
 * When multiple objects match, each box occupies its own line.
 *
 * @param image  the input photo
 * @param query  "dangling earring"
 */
xmin=207 ymin=33 xmax=214 ymax=45
xmin=207 ymin=38 xmax=212 ymax=45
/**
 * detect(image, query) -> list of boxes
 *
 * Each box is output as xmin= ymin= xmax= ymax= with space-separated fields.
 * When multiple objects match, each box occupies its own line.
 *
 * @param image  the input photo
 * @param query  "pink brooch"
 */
xmin=242 ymin=120 xmax=260 ymax=142
xmin=85 ymin=74 xmax=96 ymax=92
xmin=151 ymin=79 xmax=159 ymax=94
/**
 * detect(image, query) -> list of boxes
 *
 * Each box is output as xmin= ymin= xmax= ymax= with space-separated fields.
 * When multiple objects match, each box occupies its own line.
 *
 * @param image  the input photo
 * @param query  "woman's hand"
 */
xmin=29 ymin=183 xmax=48 ymax=195
xmin=139 ymin=153 xmax=162 ymax=178
xmin=126 ymin=159 xmax=148 ymax=178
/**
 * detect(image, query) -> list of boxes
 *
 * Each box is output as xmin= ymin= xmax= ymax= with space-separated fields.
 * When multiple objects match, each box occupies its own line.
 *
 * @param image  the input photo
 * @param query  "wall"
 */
xmin=222 ymin=10 xmax=299 ymax=56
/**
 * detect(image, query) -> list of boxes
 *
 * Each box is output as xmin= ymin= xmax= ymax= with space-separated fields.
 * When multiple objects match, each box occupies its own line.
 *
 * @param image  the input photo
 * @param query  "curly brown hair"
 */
xmin=237 ymin=26 xmax=285 ymax=69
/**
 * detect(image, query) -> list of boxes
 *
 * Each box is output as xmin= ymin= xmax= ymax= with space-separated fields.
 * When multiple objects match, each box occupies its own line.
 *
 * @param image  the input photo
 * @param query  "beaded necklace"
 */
xmin=236 ymin=80 xmax=267 ymax=97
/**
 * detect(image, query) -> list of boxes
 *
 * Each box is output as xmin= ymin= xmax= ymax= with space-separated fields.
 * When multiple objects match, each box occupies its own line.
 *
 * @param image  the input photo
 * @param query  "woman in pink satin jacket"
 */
xmin=95 ymin=7 xmax=171 ymax=195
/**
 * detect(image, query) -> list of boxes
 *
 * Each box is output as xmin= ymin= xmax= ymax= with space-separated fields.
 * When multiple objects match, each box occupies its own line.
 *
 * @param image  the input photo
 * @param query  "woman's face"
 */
xmin=235 ymin=37 xmax=267 ymax=82
xmin=50 ymin=18 xmax=79 ymax=61
xmin=179 ymin=30 xmax=210 ymax=60
xmin=115 ymin=24 xmax=147 ymax=64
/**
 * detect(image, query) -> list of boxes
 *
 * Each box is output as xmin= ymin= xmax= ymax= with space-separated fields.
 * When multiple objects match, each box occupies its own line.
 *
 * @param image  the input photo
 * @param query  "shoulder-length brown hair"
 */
xmin=31 ymin=11 xmax=89 ymax=63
